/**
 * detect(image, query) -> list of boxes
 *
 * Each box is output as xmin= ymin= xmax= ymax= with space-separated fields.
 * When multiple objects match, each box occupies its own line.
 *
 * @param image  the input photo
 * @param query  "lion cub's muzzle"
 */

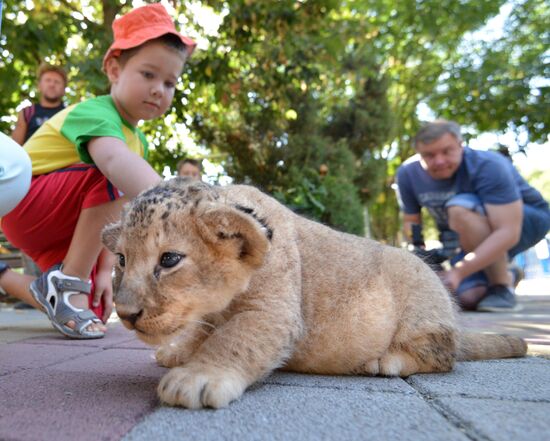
xmin=116 ymin=305 xmax=143 ymax=330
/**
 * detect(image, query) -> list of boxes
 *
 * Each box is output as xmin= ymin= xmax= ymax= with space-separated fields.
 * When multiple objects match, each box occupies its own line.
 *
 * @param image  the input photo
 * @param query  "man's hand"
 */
xmin=403 ymin=213 xmax=422 ymax=243
xmin=450 ymin=200 xmax=522 ymax=281
xmin=442 ymin=267 xmax=462 ymax=293
xmin=11 ymin=111 xmax=28 ymax=145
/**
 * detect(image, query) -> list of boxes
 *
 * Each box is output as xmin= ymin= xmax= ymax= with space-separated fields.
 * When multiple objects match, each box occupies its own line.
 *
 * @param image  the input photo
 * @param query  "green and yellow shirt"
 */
xmin=24 ymin=95 xmax=148 ymax=175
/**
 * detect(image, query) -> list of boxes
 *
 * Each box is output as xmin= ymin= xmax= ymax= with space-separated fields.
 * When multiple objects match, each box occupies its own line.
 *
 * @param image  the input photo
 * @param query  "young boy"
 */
xmin=0 ymin=3 xmax=196 ymax=339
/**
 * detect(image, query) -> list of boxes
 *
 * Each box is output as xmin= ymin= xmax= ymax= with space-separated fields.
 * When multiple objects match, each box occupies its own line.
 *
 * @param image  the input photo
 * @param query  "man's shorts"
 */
xmin=1 ymin=164 xmax=121 ymax=317
xmin=445 ymin=193 xmax=550 ymax=294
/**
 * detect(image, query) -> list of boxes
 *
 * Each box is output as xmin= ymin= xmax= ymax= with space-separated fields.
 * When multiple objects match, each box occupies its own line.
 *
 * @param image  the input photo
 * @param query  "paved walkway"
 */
xmin=1 ymin=278 xmax=549 ymax=441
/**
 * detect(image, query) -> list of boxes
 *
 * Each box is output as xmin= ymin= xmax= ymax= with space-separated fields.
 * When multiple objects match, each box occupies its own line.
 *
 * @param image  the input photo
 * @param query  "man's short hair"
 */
xmin=37 ymin=63 xmax=67 ymax=85
xmin=414 ymin=120 xmax=462 ymax=148
xmin=176 ymin=158 xmax=202 ymax=173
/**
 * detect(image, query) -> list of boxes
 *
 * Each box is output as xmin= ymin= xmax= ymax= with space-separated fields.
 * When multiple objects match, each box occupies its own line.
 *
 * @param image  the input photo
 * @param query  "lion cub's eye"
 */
xmin=117 ymin=253 xmax=126 ymax=268
xmin=160 ymin=252 xmax=184 ymax=268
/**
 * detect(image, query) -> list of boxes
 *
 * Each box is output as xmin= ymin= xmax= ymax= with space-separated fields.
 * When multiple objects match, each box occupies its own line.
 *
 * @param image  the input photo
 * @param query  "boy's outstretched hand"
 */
xmin=93 ymin=248 xmax=115 ymax=323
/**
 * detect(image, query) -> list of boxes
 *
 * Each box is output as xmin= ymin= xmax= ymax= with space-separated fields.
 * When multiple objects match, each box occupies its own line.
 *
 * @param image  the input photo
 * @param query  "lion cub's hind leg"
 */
xmin=361 ymin=328 xmax=457 ymax=377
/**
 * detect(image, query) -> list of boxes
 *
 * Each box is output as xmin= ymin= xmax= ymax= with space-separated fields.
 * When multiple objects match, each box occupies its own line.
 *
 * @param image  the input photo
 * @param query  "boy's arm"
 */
xmin=88 ymin=136 xmax=162 ymax=198
xmin=93 ymin=247 xmax=116 ymax=322
xmin=11 ymin=111 xmax=28 ymax=146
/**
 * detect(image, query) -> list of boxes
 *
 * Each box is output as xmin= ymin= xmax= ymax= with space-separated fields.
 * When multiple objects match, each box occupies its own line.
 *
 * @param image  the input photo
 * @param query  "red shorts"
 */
xmin=2 ymin=164 xmax=121 ymax=317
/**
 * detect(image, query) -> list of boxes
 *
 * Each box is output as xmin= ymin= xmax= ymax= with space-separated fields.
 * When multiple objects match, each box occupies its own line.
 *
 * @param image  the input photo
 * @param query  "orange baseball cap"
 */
xmin=102 ymin=3 xmax=197 ymax=70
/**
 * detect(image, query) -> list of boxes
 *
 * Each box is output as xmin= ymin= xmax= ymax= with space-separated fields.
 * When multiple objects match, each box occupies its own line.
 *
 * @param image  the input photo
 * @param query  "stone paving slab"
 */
xmin=122 ymin=385 xmax=470 ymax=441
xmin=0 ymin=343 xmax=97 ymax=376
xmin=50 ymin=348 xmax=166 ymax=378
xmin=16 ymin=323 xmax=137 ymax=348
xmin=406 ymin=359 xmax=550 ymax=401
xmin=1 ymin=281 xmax=549 ymax=441
xmin=0 ymin=370 xmax=159 ymax=441
xmin=0 ymin=309 xmax=51 ymax=328
xmin=262 ymin=371 xmax=416 ymax=394
xmin=110 ymin=338 xmax=151 ymax=350
xmin=0 ymin=328 xmax=58 ymax=343
xmin=435 ymin=397 xmax=550 ymax=441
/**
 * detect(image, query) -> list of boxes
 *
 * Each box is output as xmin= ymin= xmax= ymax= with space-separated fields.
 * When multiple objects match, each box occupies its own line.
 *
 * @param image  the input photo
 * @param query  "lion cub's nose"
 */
xmin=117 ymin=307 xmax=143 ymax=326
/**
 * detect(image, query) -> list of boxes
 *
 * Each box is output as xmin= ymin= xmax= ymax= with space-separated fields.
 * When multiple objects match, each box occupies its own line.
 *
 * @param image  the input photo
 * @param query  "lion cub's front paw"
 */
xmin=156 ymin=345 xmax=185 ymax=368
xmin=158 ymin=365 xmax=248 ymax=409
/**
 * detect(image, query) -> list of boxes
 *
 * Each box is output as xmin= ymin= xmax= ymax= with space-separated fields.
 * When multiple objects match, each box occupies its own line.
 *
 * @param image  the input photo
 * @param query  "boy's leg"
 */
xmin=0 ymin=266 xmax=107 ymax=333
xmin=0 ymin=269 xmax=41 ymax=309
xmin=63 ymin=197 xmax=127 ymax=280
xmin=1 ymin=165 xmax=126 ymax=336
xmin=59 ymin=197 xmax=128 ymax=329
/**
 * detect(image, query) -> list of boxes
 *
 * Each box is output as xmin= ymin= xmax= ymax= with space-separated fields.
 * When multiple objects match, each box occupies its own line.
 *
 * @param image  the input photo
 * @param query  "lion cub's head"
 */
xmin=102 ymin=178 xmax=271 ymax=345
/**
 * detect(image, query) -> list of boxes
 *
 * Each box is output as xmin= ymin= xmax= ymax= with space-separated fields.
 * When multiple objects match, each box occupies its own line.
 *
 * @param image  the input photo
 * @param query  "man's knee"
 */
xmin=446 ymin=193 xmax=487 ymax=234
xmin=447 ymin=205 xmax=487 ymax=233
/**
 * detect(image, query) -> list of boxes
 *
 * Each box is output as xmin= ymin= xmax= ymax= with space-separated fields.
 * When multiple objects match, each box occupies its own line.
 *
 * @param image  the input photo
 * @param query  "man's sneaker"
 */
xmin=509 ymin=263 xmax=524 ymax=288
xmin=477 ymin=284 xmax=522 ymax=312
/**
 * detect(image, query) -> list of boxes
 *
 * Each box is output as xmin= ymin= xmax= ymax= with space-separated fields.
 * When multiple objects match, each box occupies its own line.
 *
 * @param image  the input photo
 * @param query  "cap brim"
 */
xmin=112 ymin=27 xmax=196 ymax=55
xmin=103 ymin=27 xmax=197 ymax=70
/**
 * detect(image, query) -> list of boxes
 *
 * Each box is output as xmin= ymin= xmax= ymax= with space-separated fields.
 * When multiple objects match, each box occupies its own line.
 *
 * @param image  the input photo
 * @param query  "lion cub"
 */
xmin=102 ymin=178 xmax=526 ymax=409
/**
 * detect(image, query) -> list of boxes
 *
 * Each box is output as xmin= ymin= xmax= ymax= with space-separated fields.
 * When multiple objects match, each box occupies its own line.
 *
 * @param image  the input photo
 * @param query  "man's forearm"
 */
xmin=402 ymin=213 xmax=422 ymax=244
xmin=453 ymin=228 xmax=518 ymax=279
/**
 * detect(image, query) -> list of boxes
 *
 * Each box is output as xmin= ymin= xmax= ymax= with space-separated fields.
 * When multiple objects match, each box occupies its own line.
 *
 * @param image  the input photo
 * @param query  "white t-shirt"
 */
xmin=0 ymin=132 xmax=32 ymax=216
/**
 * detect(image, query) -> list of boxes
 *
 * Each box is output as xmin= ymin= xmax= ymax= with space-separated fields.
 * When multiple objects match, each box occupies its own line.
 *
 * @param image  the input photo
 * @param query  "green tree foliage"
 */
xmin=524 ymin=169 xmax=550 ymax=203
xmin=1 ymin=0 xmax=546 ymax=240
xmin=170 ymin=0 xmax=397 ymax=235
xmin=0 ymin=0 xmax=119 ymax=127
xmin=429 ymin=0 xmax=549 ymax=150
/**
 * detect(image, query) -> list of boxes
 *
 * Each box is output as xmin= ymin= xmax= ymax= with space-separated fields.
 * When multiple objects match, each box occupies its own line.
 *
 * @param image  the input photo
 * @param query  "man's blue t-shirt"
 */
xmin=396 ymin=147 xmax=549 ymax=230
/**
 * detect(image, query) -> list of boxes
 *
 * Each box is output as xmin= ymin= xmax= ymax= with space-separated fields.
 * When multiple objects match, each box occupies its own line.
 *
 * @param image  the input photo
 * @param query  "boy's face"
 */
xmin=107 ymin=41 xmax=185 ymax=125
xmin=178 ymin=163 xmax=201 ymax=180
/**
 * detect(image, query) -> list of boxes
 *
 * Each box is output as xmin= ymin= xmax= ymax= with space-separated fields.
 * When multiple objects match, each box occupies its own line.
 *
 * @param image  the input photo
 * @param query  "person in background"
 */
xmin=396 ymin=120 xmax=550 ymax=312
xmin=177 ymin=157 xmax=202 ymax=181
xmin=12 ymin=63 xmax=67 ymax=145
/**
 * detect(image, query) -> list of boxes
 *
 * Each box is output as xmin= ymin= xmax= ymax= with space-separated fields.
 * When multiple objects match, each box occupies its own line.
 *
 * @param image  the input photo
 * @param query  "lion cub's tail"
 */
xmin=457 ymin=332 xmax=527 ymax=361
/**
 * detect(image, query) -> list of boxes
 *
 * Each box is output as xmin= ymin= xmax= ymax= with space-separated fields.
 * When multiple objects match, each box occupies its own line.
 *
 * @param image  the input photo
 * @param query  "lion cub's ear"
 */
xmin=102 ymin=222 xmax=122 ymax=253
xmin=196 ymin=205 xmax=270 ymax=269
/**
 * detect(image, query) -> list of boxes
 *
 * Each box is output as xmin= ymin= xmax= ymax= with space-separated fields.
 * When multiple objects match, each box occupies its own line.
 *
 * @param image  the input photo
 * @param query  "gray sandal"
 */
xmin=30 ymin=264 xmax=105 ymax=339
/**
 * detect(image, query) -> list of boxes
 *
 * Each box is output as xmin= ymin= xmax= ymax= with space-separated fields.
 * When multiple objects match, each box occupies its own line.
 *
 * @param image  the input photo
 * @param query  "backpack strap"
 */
xmin=23 ymin=104 xmax=36 ymax=124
